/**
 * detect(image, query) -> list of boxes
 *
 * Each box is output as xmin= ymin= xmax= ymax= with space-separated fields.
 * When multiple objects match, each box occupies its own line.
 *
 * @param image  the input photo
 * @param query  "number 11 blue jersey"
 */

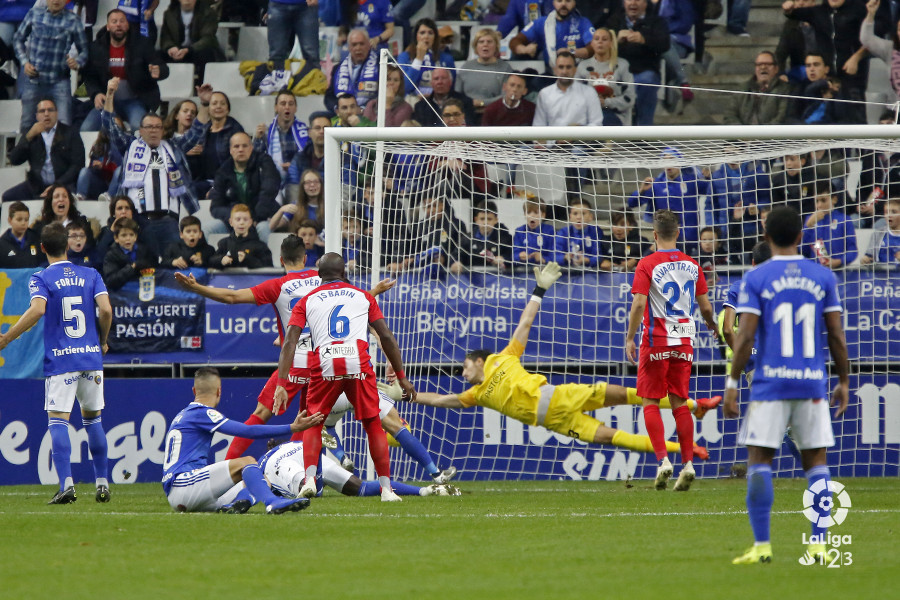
xmin=736 ymin=255 xmax=842 ymax=401
xmin=28 ymin=261 xmax=108 ymax=376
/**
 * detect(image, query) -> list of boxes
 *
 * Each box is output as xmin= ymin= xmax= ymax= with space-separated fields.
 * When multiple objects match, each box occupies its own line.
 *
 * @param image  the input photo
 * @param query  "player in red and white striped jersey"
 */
xmin=625 ymin=210 xmax=718 ymax=491
xmin=175 ymin=236 xmax=394 ymax=459
xmin=275 ymin=253 xmax=415 ymax=502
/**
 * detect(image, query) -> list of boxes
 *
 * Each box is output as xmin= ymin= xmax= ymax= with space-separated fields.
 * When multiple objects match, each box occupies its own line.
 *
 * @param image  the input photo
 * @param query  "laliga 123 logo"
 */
xmin=798 ymin=480 xmax=853 ymax=567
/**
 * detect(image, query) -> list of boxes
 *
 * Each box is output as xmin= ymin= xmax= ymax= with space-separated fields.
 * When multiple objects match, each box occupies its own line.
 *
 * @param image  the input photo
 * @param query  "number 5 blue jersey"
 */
xmin=736 ymin=255 xmax=842 ymax=401
xmin=28 ymin=261 xmax=108 ymax=376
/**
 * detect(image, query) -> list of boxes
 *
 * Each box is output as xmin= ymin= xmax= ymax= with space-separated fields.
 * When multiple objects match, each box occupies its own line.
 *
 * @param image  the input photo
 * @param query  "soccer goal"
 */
xmin=322 ymin=123 xmax=900 ymax=482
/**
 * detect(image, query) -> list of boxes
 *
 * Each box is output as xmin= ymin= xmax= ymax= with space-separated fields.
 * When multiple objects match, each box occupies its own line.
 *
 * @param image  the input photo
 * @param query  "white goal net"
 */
xmin=323 ymin=124 xmax=900 ymax=482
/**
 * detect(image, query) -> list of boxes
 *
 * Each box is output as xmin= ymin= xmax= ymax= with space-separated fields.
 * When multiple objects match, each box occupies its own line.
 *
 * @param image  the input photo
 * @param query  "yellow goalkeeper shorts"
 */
xmin=541 ymin=382 xmax=609 ymax=443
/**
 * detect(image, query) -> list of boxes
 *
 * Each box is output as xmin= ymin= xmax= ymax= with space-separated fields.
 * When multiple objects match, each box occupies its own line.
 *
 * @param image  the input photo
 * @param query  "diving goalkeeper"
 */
xmin=391 ymin=263 xmax=719 ymax=457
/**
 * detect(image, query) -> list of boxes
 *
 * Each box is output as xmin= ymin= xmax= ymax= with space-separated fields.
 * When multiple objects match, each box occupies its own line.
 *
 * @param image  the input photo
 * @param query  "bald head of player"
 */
xmin=193 ymin=367 xmax=222 ymax=406
xmin=652 ymin=210 xmax=679 ymax=246
xmin=317 ymin=252 xmax=347 ymax=282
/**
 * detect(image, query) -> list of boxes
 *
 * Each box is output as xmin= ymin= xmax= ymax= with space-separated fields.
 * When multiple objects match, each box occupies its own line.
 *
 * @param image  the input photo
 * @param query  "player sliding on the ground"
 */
xmin=219 ymin=440 xmax=461 ymax=512
xmin=161 ymin=367 xmax=324 ymax=514
xmin=625 ymin=210 xmax=719 ymax=492
xmin=275 ymin=253 xmax=416 ymax=502
xmin=396 ymin=262 xmax=719 ymax=458
xmin=724 ymin=206 xmax=849 ymax=565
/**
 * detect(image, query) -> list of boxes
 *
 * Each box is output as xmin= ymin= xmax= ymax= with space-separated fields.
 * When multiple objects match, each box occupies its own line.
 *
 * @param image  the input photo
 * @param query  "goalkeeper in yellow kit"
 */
xmin=396 ymin=263 xmax=719 ymax=458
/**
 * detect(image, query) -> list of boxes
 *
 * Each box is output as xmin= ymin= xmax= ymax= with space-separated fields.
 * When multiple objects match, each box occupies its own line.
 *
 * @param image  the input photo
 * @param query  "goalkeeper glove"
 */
xmin=532 ymin=262 xmax=562 ymax=296
xmin=377 ymin=380 xmax=404 ymax=401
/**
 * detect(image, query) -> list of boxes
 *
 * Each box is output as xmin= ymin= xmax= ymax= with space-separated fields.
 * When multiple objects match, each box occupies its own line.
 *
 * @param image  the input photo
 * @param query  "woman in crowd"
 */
xmin=456 ymin=29 xmax=513 ymax=115
xmin=31 ymin=185 xmax=95 ymax=248
xmin=397 ymin=18 xmax=455 ymax=95
xmin=363 ymin=65 xmax=414 ymax=126
xmin=76 ymin=129 xmax=121 ymax=200
xmin=95 ymin=195 xmax=139 ymax=258
xmin=576 ymin=28 xmax=635 ymax=127
xmin=194 ymin=91 xmax=243 ymax=198
xmin=271 ymin=169 xmax=326 ymax=233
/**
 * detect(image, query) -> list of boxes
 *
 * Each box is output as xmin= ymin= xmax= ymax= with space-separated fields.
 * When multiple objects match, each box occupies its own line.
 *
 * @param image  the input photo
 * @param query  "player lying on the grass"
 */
xmin=161 ymin=367 xmax=324 ymax=514
xmin=322 ymin=389 xmax=458 ymax=484
xmin=218 ymin=440 xmax=461 ymax=512
xmin=396 ymin=263 xmax=719 ymax=457
xmin=0 ymin=223 xmax=113 ymax=505
xmin=174 ymin=234 xmax=394 ymax=460
xmin=721 ymin=241 xmax=802 ymax=464
xmin=724 ymin=206 xmax=849 ymax=565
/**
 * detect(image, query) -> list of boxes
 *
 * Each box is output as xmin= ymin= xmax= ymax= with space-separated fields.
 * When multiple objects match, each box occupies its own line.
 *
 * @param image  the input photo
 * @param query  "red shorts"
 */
xmin=637 ymin=345 xmax=693 ymax=400
xmin=306 ymin=373 xmax=379 ymax=421
xmin=258 ymin=368 xmax=310 ymax=415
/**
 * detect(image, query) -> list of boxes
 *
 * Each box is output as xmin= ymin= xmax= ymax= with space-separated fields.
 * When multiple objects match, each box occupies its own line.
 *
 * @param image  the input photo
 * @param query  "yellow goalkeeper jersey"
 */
xmin=458 ymin=340 xmax=547 ymax=425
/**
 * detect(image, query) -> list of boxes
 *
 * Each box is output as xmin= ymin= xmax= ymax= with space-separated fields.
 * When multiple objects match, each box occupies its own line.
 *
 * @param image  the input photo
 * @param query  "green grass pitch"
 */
xmin=0 ymin=478 xmax=893 ymax=600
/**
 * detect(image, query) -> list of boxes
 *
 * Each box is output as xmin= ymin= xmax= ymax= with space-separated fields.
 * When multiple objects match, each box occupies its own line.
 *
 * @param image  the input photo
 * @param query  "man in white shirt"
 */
xmin=533 ymin=51 xmax=603 ymax=127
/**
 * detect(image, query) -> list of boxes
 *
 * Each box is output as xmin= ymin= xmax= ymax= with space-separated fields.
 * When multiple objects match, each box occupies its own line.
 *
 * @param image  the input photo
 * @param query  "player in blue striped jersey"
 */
xmin=0 ymin=223 xmax=113 ymax=505
xmin=724 ymin=206 xmax=849 ymax=565
xmin=161 ymin=367 xmax=323 ymax=514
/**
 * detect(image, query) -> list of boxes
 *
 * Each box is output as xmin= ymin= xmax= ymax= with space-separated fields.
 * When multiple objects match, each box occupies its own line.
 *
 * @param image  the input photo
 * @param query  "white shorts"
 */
xmin=166 ymin=461 xmax=235 ymax=512
xmin=324 ymin=391 xmax=395 ymax=427
xmin=44 ymin=371 xmax=105 ymax=413
xmin=738 ymin=399 xmax=835 ymax=450
xmin=263 ymin=442 xmax=353 ymax=497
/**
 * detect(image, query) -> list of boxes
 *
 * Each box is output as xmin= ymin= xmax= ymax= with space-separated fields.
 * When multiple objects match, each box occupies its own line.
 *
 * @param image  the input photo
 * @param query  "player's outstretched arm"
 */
xmin=371 ymin=318 xmax=416 ymax=401
xmin=173 ymin=272 xmax=256 ymax=304
xmin=724 ymin=312 xmax=759 ymax=418
xmin=624 ymin=293 xmax=647 ymax=365
xmin=825 ymin=310 xmax=850 ymax=417
xmin=368 ymin=278 xmax=396 ymax=297
xmin=290 ymin=410 xmax=325 ymax=432
xmin=273 ymin=324 xmax=302 ymax=413
xmin=721 ymin=306 xmax=737 ymax=351
xmin=414 ymin=392 xmax=465 ymax=409
xmin=96 ymin=294 xmax=113 ymax=354
xmin=0 ymin=298 xmax=46 ymax=350
xmin=511 ymin=262 xmax=562 ymax=348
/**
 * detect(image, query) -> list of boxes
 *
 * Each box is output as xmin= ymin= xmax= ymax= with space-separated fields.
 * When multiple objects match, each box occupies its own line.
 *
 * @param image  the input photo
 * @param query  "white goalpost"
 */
xmin=322 ymin=122 xmax=900 ymax=482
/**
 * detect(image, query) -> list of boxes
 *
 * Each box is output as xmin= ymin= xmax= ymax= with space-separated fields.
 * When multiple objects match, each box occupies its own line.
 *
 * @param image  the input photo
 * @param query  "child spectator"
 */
xmin=342 ymin=212 xmax=368 ymax=272
xmin=209 ymin=204 xmax=273 ymax=269
xmin=606 ymin=211 xmax=648 ymax=272
xmin=771 ymin=153 xmax=817 ymax=217
xmin=513 ymin=199 xmax=556 ymax=265
xmin=695 ymin=226 xmax=731 ymax=274
xmin=399 ymin=196 xmax=468 ymax=277
xmin=103 ymin=218 xmax=159 ymax=290
xmin=450 ymin=200 xmax=513 ymax=274
xmin=162 ymin=216 xmax=215 ymax=269
xmin=96 ymin=196 xmax=140 ymax=260
xmin=555 ymin=199 xmax=606 ymax=269
xmin=66 ymin=222 xmax=99 ymax=270
xmin=0 ymin=202 xmax=44 ymax=268
xmin=801 ymin=181 xmax=857 ymax=269
xmin=861 ymin=198 xmax=900 ymax=266
xmin=295 ymin=219 xmax=324 ymax=269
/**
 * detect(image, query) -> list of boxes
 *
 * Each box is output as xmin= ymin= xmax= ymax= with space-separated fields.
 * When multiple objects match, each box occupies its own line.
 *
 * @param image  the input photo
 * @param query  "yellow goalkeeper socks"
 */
xmin=626 ymin=389 xmax=696 ymax=413
xmin=611 ymin=430 xmax=681 ymax=454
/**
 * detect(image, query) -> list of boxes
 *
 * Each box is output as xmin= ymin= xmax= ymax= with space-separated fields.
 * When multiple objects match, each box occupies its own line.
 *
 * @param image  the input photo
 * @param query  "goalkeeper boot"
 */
xmin=421 ymin=484 xmax=461 ymax=496
xmin=654 ymin=458 xmax=673 ymax=490
xmin=673 ymin=462 xmax=695 ymax=491
xmin=321 ymin=430 xmax=338 ymax=450
xmin=381 ymin=487 xmax=403 ymax=502
xmin=733 ymin=543 xmax=773 ymax=565
xmin=48 ymin=486 xmax=77 ymax=505
xmin=341 ymin=455 xmax=355 ymax=472
xmin=217 ymin=499 xmax=253 ymax=514
xmin=693 ymin=396 xmax=722 ymax=419
xmin=95 ymin=484 xmax=111 ymax=503
xmin=266 ymin=497 xmax=310 ymax=515
xmin=299 ymin=477 xmax=318 ymax=499
xmin=692 ymin=444 xmax=709 ymax=461
xmin=431 ymin=466 xmax=458 ymax=485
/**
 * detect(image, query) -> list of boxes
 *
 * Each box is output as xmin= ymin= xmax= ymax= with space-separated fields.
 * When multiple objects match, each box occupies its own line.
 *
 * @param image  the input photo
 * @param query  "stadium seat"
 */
xmin=514 ymin=164 xmax=566 ymax=204
xmin=81 ymin=131 xmax=99 ymax=166
xmin=195 ymin=199 xmax=213 ymax=227
xmin=267 ymin=232 xmax=289 ymax=261
xmin=855 ymin=228 xmax=874 ymax=264
xmin=203 ymin=62 xmax=248 ymax=98
xmin=159 ymin=63 xmax=196 ymax=100
xmin=230 ymin=96 xmax=275 ymax=132
xmin=0 ymin=165 xmax=27 ymax=198
xmin=496 ymin=197 xmax=525 ymax=232
xmin=0 ymin=99 xmax=23 ymax=166
xmin=508 ymin=60 xmax=546 ymax=74
xmin=206 ymin=233 xmax=228 ymax=249
xmin=236 ymin=27 xmax=269 ymax=62
xmin=295 ymin=95 xmax=325 ymax=122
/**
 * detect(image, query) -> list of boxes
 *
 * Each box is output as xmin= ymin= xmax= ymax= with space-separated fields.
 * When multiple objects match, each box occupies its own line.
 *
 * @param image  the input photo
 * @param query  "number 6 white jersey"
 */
xmin=28 ymin=261 xmax=108 ymax=376
xmin=736 ymin=255 xmax=842 ymax=402
xmin=288 ymin=281 xmax=385 ymax=378
xmin=631 ymin=249 xmax=708 ymax=349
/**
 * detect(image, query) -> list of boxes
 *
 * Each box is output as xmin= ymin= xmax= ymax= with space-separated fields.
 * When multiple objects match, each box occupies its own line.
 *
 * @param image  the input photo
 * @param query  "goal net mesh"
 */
xmin=326 ymin=130 xmax=900 ymax=482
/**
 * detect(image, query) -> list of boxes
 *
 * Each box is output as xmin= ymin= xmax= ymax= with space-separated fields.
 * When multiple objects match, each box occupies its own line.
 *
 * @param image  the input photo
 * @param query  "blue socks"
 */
xmin=357 ymin=481 xmax=423 ymax=496
xmin=48 ymin=418 xmax=73 ymax=491
xmin=806 ymin=465 xmax=832 ymax=541
xmin=83 ymin=415 xmax=108 ymax=486
xmin=746 ymin=464 xmax=773 ymax=544
xmin=393 ymin=428 xmax=439 ymax=476
xmin=241 ymin=464 xmax=276 ymax=506
xmin=326 ymin=427 xmax=348 ymax=463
